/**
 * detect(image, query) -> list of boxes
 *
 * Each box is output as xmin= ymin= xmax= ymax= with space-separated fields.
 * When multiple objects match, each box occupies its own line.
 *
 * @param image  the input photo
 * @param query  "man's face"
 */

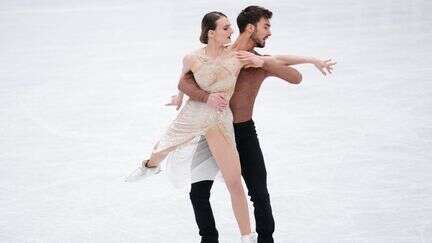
xmin=251 ymin=17 xmax=272 ymax=48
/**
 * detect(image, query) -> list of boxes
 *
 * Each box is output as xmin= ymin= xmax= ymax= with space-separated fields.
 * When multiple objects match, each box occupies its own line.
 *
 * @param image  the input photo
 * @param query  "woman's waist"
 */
xmin=186 ymin=99 xmax=232 ymax=111
xmin=199 ymin=82 xmax=235 ymax=97
xmin=184 ymin=100 xmax=233 ymax=119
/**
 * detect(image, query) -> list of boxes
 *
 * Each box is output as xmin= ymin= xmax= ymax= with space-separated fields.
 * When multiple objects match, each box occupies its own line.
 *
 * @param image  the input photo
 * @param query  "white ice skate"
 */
xmin=125 ymin=159 xmax=161 ymax=182
xmin=241 ymin=232 xmax=257 ymax=243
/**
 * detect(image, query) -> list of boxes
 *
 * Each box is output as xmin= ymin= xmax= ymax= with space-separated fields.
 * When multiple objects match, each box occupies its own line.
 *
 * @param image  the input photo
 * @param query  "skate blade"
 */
xmin=124 ymin=167 xmax=146 ymax=182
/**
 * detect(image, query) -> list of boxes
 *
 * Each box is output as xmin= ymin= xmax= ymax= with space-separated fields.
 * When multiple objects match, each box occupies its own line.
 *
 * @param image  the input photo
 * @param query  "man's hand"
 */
xmin=312 ymin=58 xmax=337 ymax=75
xmin=235 ymin=51 xmax=264 ymax=68
xmin=207 ymin=92 xmax=228 ymax=112
xmin=165 ymin=93 xmax=184 ymax=110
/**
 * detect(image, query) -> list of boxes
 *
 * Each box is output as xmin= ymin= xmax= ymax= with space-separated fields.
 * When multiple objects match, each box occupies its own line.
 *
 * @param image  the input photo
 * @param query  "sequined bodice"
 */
xmin=191 ymin=48 xmax=242 ymax=100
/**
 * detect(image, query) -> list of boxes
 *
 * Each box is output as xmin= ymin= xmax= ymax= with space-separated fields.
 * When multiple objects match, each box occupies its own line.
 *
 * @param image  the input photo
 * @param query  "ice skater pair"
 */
xmin=127 ymin=5 xmax=336 ymax=243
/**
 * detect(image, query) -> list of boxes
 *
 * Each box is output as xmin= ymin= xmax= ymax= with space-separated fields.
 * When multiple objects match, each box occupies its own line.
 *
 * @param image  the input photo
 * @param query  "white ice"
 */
xmin=1 ymin=1 xmax=432 ymax=242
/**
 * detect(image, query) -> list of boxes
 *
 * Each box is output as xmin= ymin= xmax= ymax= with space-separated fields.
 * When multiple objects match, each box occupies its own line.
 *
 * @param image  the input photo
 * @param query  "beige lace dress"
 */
xmin=146 ymin=47 xmax=242 ymax=187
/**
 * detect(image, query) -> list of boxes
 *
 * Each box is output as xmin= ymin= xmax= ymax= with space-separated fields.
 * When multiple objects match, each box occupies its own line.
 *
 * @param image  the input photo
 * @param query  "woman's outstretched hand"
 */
xmin=165 ymin=93 xmax=184 ymax=110
xmin=235 ymin=51 xmax=264 ymax=68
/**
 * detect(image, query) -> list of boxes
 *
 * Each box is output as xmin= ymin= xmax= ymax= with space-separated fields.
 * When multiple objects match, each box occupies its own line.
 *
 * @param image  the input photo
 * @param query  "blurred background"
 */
xmin=1 ymin=1 xmax=431 ymax=242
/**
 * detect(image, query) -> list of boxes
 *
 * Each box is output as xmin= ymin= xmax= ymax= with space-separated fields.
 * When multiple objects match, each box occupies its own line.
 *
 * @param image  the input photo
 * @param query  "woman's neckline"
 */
xmin=201 ymin=45 xmax=231 ymax=60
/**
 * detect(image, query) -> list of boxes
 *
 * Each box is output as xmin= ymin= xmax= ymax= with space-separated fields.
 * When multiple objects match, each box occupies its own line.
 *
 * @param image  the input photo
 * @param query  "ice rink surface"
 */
xmin=1 ymin=1 xmax=432 ymax=242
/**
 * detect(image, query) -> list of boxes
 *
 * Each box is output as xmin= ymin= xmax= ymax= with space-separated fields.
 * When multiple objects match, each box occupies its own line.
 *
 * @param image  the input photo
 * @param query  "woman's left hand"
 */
xmin=165 ymin=94 xmax=183 ymax=110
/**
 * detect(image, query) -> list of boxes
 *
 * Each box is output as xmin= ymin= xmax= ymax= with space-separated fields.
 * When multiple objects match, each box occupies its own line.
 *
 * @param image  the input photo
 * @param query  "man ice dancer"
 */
xmin=171 ymin=6 xmax=336 ymax=243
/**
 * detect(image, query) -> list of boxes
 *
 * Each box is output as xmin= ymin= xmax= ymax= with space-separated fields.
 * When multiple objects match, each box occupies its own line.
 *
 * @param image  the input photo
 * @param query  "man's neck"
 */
xmin=232 ymin=33 xmax=256 ymax=52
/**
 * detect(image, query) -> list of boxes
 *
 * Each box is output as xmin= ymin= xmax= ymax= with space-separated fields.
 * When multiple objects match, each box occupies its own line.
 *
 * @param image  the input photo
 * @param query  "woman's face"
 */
xmin=211 ymin=17 xmax=234 ymax=45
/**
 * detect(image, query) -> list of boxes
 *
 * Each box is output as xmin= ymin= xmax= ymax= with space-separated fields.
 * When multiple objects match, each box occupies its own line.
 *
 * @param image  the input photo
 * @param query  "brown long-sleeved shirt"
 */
xmin=178 ymin=58 xmax=302 ymax=123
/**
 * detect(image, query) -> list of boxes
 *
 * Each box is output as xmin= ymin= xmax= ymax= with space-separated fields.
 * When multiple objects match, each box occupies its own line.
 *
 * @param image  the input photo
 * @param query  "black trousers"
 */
xmin=189 ymin=120 xmax=275 ymax=243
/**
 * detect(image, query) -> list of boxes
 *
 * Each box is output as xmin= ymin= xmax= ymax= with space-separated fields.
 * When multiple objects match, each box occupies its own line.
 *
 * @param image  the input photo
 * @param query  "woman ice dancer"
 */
xmin=126 ymin=12 xmax=264 ymax=242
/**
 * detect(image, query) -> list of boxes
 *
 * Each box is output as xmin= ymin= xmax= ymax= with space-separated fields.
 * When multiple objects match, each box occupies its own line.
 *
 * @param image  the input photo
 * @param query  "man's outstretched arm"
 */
xmin=261 ymin=57 xmax=303 ymax=84
xmin=272 ymin=54 xmax=336 ymax=76
xmin=237 ymin=51 xmax=336 ymax=82
xmin=236 ymin=51 xmax=303 ymax=84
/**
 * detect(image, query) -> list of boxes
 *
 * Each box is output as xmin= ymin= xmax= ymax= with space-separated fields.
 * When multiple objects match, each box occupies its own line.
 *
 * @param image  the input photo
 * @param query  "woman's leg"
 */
xmin=146 ymin=149 xmax=171 ymax=167
xmin=146 ymin=141 xmax=176 ymax=167
xmin=205 ymin=127 xmax=251 ymax=236
xmin=146 ymin=135 xmax=197 ymax=168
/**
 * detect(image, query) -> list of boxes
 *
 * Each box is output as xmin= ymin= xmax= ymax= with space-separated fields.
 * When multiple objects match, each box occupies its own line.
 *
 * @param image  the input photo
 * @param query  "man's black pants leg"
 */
xmin=235 ymin=120 xmax=275 ymax=243
xmin=190 ymin=180 xmax=218 ymax=243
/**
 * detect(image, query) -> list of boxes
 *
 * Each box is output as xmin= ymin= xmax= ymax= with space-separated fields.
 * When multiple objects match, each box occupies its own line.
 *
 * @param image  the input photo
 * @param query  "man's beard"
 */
xmin=251 ymin=31 xmax=265 ymax=48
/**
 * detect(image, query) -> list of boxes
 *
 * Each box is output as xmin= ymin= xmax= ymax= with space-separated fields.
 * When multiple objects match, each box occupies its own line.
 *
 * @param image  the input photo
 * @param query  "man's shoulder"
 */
xmin=240 ymin=49 xmax=270 ymax=80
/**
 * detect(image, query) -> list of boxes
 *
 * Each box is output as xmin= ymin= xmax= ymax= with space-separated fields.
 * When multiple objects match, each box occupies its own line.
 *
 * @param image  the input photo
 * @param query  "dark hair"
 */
xmin=237 ymin=6 xmax=273 ymax=33
xmin=200 ymin=11 xmax=227 ymax=44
